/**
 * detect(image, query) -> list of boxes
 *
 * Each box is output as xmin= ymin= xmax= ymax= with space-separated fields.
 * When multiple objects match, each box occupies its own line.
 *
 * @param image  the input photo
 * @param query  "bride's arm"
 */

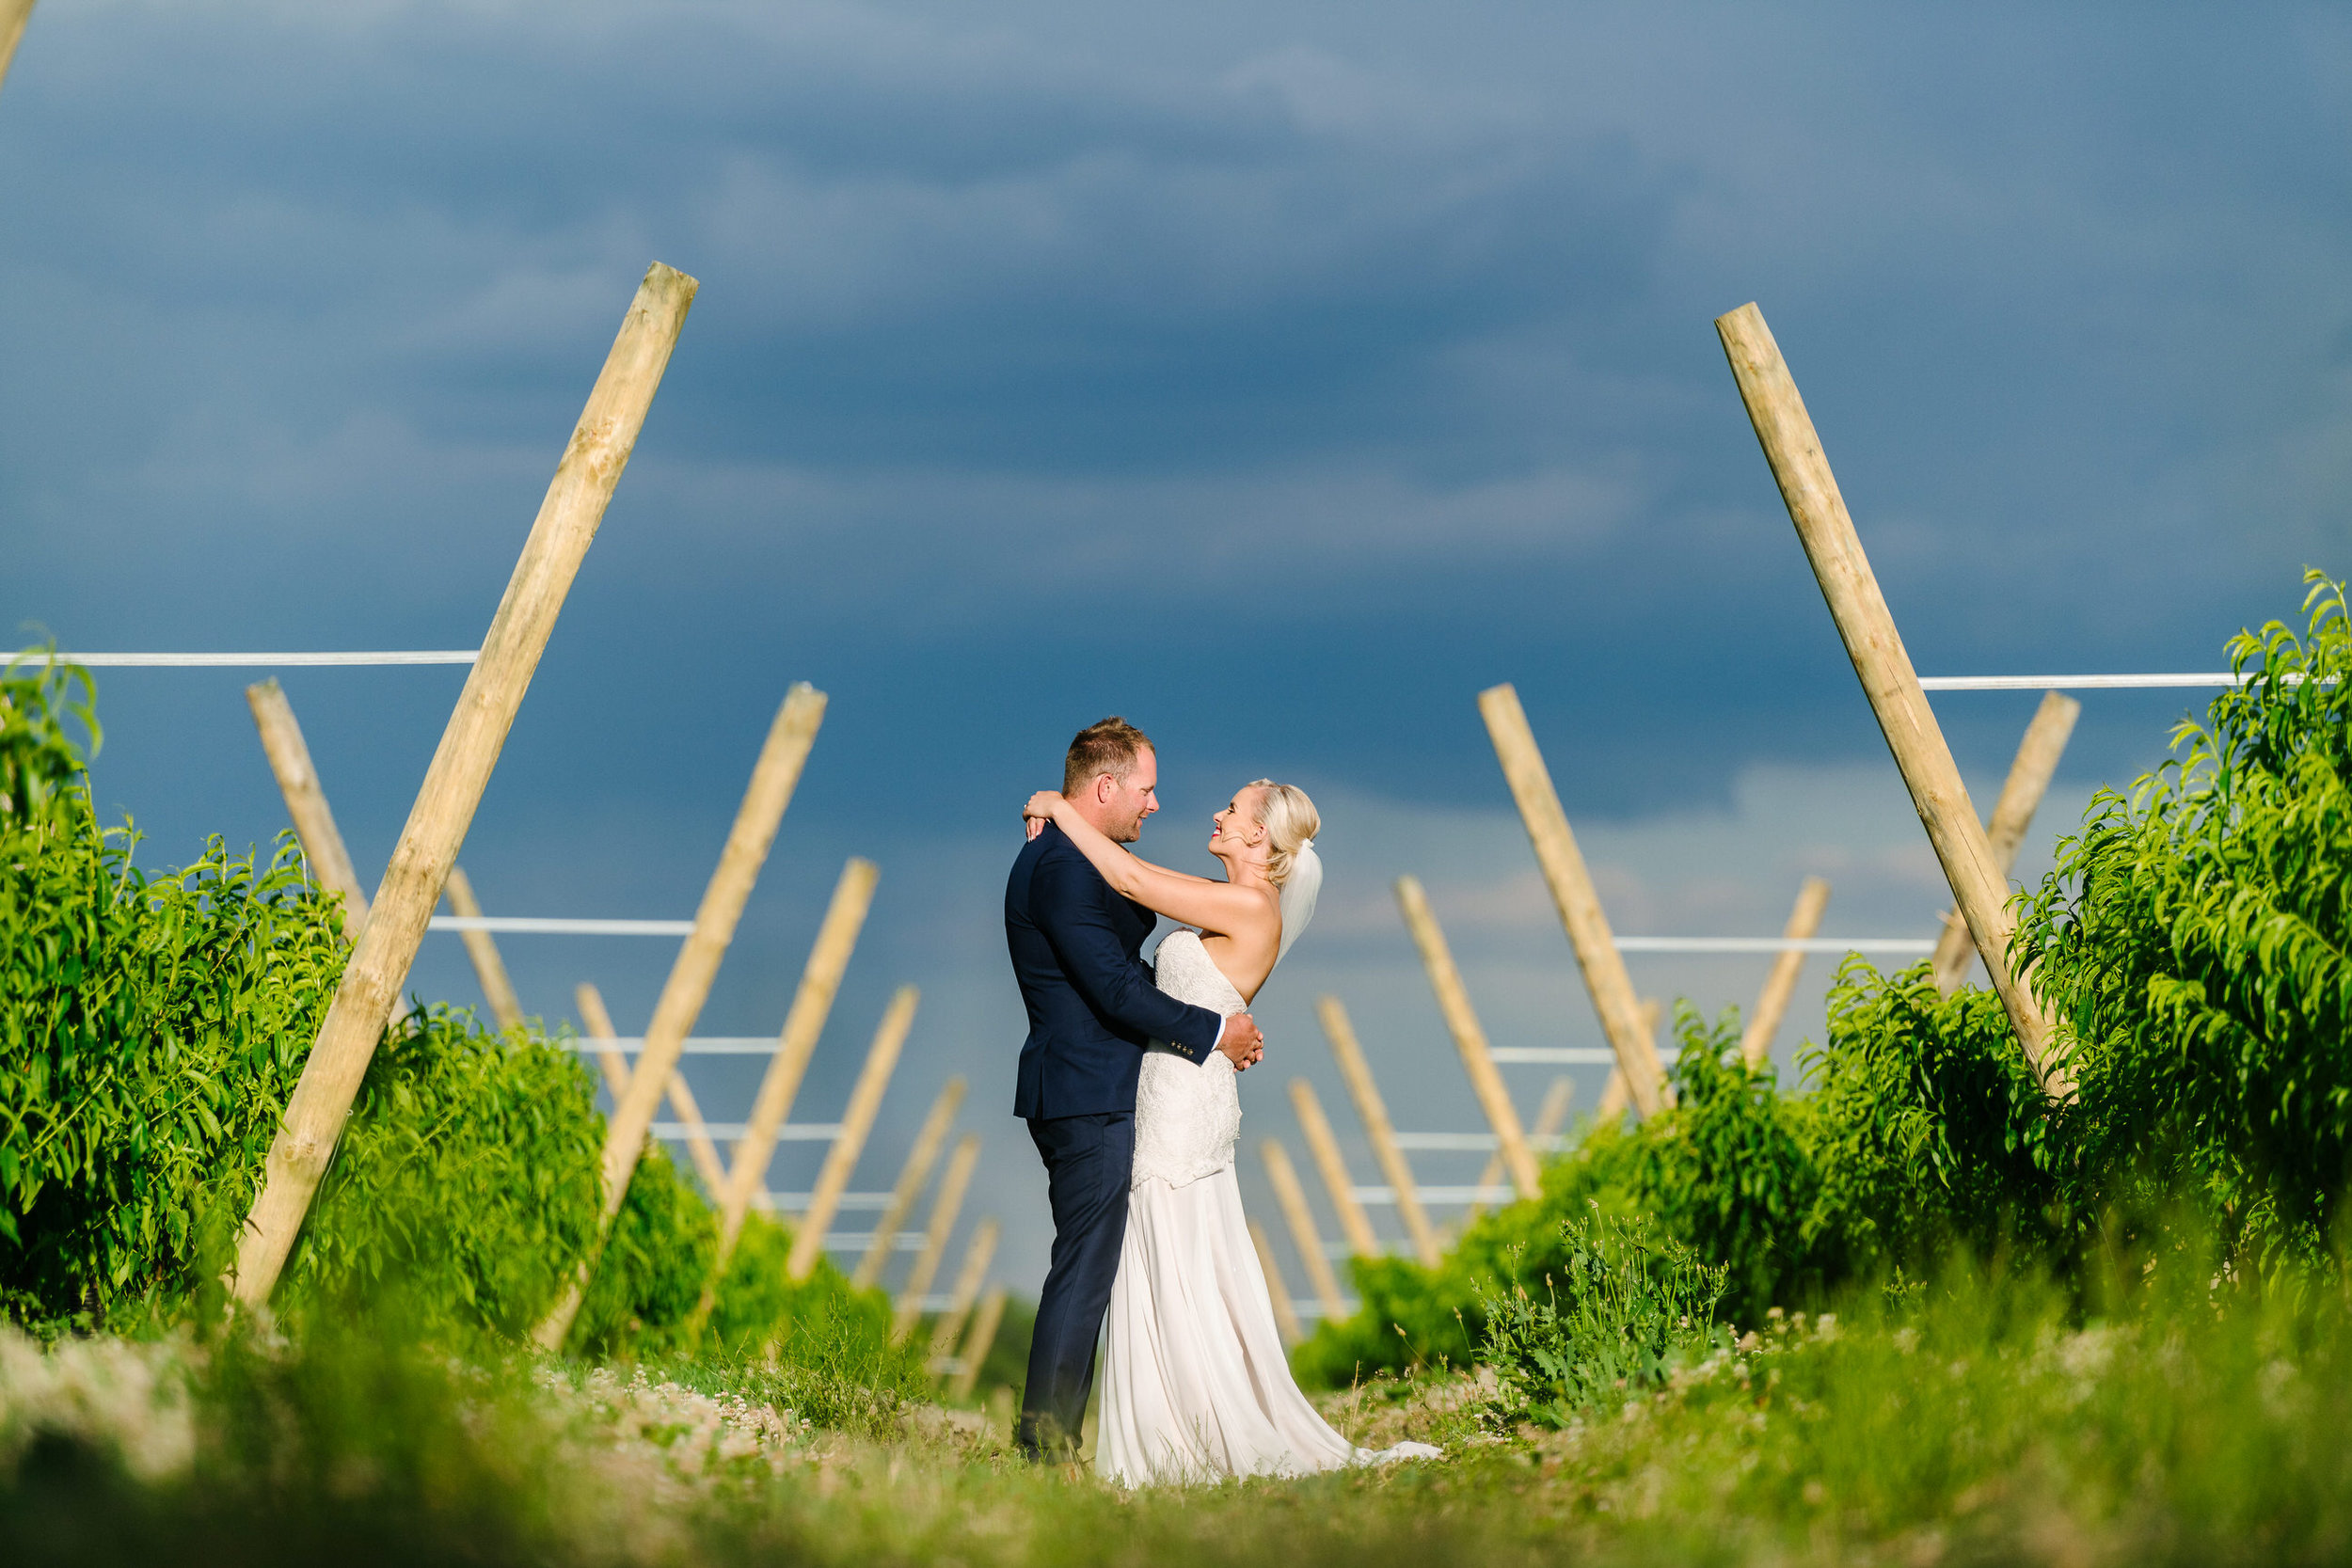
xmin=1025 ymin=792 xmax=1267 ymax=936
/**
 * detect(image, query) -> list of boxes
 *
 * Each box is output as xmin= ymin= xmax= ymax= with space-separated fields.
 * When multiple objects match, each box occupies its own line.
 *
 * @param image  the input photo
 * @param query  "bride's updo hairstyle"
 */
xmin=1248 ymin=780 xmax=1320 ymax=889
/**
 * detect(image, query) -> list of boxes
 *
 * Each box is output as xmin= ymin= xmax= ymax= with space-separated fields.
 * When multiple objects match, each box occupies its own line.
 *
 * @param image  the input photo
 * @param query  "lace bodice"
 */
xmin=1132 ymin=930 xmax=1246 ymax=1190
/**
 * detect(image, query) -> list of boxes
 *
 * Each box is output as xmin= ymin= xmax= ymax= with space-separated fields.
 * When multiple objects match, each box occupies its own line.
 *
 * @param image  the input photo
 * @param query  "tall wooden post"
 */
xmin=1262 ymin=1138 xmax=1345 ymax=1322
xmin=1315 ymin=997 xmax=1439 ymax=1267
xmin=234 ymin=261 xmax=697 ymax=1312
xmin=441 ymin=866 xmax=524 ymax=1030
xmin=852 ymin=1076 xmax=966 ymax=1290
xmin=0 ymin=1 xmax=38 ymax=99
xmin=1715 ymin=302 xmax=2068 ymax=1096
xmin=1931 ymin=691 xmax=2080 ymax=993
xmin=1594 ymin=1001 xmax=1660 ymax=1124
xmin=786 ymin=986 xmax=917 ymax=1282
xmin=1393 ymin=876 xmax=1542 ymax=1196
xmin=714 ymin=857 xmax=879 ymax=1262
xmin=891 ymin=1133 xmax=979 ymax=1342
xmin=246 ymin=678 xmax=370 ymax=929
xmin=927 ymin=1215 xmax=1000 ymax=1361
xmin=1740 ymin=877 xmax=1831 ymax=1068
xmin=1468 ymin=1075 xmax=1574 ymax=1226
xmin=947 ymin=1287 xmax=1009 ymax=1402
xmin=532 ymin=679 xmax=828 ymax=1349
xmin=575 ymin=981 xmax=728 ymax=1196
xmin=1249 ymin=1219 xmax=1305 ymax=1347
xmin=1477 ymin=683 xmax=1666 ymax=1117
xmin=1288 ymin=1078 xmax=1378 ymax=1258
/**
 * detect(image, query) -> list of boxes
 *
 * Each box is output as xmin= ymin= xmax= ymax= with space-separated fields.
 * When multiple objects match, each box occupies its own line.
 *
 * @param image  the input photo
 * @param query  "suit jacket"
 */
xmin=1008 ymin=821 xmax=1224 ymax=1119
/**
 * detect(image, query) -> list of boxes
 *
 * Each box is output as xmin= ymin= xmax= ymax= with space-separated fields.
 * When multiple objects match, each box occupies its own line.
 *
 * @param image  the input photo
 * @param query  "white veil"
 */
xmin=1276 ymin=838 xmax=1321 ymax=964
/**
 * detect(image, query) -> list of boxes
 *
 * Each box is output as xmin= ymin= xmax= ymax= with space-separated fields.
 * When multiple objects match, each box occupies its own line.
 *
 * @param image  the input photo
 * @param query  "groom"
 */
xmin=1006 ymin=716 xmax=1264 ymax=1460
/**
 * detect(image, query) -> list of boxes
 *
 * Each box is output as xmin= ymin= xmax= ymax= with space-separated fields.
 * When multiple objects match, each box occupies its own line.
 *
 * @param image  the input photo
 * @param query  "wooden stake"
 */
xmin=1288 ymin=1078 xmax=1378 ymax=1258
xmin=1477 ymin=683 xmax=1666 ymax=1117
xmin=532 ymin=680 xmax=828 ymax=1349
xmin=715 ymin=857 xmax=879 ymax=1260
xmin=852 ymin=1076 xmax=966 ymax=1290
xmin=947 ymin=1286 xmax=1008 ymax=1402
xmin=1249 ymin=1218 xmax=1305 ymax=1348
xmin=440 ymin=865 xmax=524 ymax=1030
xmin=1316 ymin=996 xmax=1439 ymax=1267
xmin=0 ymin=0 xmax=37 ymax=99
xmin=927 ymin=1214 xmax=1000 ymax=1361
xmin=1468 ymin=1075 xmax=1573 ymax=1226
xmin=234 ymin=261 xmax=697 ymax=1312
xmin=1931 ymin=691 xmax=2080 ymax=993
xmin=246 ymin=678 xmax=370 ymax=930
xmin=1714 ymin=302 xmax=2068 ymax=1095
xmin=1740 ymin=877 xmax=1831 ymax=1068
xmin=1393 ymin=876 xmax=1543 ymax=1197
xmin=787 ymin=986 xmax=917 ymax=1282
xmin=1595 ymin=1001 xmax=1660 ymax=1125
xmin=891 ymin=1132 xmax=979 ymax=1342
xmin=576 ymin=981 xmax=727 ymax=1197
xmin=1262 ymin=1137 xmax=1345 ymax=1322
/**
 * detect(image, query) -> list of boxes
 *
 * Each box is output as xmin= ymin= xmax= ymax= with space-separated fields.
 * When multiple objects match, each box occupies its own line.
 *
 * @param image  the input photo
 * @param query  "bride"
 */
xmin=1022 ymin=779 xmax=1440 ymax=1486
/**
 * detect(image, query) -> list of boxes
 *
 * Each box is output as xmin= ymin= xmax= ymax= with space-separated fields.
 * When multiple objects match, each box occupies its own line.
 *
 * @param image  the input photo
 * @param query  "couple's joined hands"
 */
xmin=1216 ymin=1013 xmax=1263 ymax=1071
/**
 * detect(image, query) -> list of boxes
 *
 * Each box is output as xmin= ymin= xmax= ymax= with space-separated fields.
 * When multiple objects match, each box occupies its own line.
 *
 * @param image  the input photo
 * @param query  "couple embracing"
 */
xmin=1005 ymin=717 xmax=1438 ymax=1485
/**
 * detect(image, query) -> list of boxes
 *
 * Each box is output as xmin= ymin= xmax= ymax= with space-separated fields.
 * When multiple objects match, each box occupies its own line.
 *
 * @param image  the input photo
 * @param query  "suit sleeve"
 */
xmin=1031 ymin=853 xmax=1225 ymax=1063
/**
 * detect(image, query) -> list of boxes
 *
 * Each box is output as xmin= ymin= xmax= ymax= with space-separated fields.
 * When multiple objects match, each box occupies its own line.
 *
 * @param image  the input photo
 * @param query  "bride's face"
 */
xmin=1209 ymin=786 xmax=1269 ymax=865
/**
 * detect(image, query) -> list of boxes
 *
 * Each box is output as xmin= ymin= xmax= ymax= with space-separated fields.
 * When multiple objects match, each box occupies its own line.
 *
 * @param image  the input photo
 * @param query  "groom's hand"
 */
xmin=1216 ymin=1013 xmax=1264 ymax=1071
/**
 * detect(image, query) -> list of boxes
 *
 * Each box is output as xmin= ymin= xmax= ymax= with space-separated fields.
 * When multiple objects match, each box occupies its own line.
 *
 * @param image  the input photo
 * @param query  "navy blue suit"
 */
xmin=1007 ymin=822 xmax=1222 ymax=1455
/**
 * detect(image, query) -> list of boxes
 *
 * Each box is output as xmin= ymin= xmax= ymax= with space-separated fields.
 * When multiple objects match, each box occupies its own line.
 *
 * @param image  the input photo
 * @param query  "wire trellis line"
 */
xmin=573 ymin=1037 xmax=781 ymax=1055
xmin=51 ymin=650 xmax=481 ymax=668
xmin=1918 ymin=673 xmax=2329 ymax=691
xmin=430 ymin=915 xmax=695 ymax=936
xmin=1613 ymin=935 xmax=1934 ymax=955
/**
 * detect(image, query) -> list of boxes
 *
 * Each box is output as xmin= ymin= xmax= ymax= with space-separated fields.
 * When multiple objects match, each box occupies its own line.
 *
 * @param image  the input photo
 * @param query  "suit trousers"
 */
xmin=1018 ymin=1111 xmax=1134 ymax=1458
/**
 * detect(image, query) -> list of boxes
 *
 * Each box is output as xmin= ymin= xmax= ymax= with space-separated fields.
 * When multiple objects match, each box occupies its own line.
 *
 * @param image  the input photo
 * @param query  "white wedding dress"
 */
xmin=1096 ymin=928 xmax=1441 ymax=1486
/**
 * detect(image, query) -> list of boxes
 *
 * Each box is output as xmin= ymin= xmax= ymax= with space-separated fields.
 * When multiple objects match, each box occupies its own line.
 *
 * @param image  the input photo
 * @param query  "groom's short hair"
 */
xmin=1065 ymin=717 xmax=1153 ymax=796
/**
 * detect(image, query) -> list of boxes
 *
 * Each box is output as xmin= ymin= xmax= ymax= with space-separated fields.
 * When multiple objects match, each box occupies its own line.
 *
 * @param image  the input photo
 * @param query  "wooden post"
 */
xmin=1477 ymin=684 xmax=1666 ymax=1117
xmin=714 ymin=857 xmax=879 ymax=1260
xmin=947 ymin=1286 xmax=1009 ymax=1402
xmin=891 ymin=1133 xmax=979 ymax=1342
xmin=927 ymin=1215 xmax=1000 ymax=1361
xmin=1263 ymin=1139 xmax=1345 ymax=1322
xmin=1740 ymin=877 xmax=1831 ymax=1068
xmin=1393 ymin=876 xmax=1542 ymax=1196
xmin=1931 ymin=691 xmax=2080 ymax=993
xmin=1288 ymin=1078 xmax=1378 ymax=1258
xmin=1249 ymin=1218 xmax=1305 ymax=1348
xmin=440 ymin=866 xmax=524 ymax=1030
xmin=852 ymin=1076 xmax=966 ymax=1290
xmin=1468 ymin=1075 xmax=1574 ymax=1225
xmin=532 ymin=680 xmax=828 ymax=1349
xmin=234 ymin=261 xmax=697 ymax=1312
xmin=1315 ymin=997 xmax=1439 ymax=1267
xmin=1714 ymin=302 xmax=2067 ymax=1095
xmin=576 ymin=981 xmax=728 ymax=1197
xmin=0 ymin=1 xmax=37 ymax=99
xmin=787 ymin=986 xmax=917 ymax=1281
xmin=246 ymin=678 xmax=370 ymax=930
xmin=1594 ymin=1001 xmax=1660 ymax=1125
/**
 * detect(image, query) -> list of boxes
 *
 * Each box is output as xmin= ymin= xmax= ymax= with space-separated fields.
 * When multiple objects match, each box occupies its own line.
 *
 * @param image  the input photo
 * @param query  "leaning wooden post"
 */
xmin=1468 ymin=1075 xmax=1574 ymax=1225
xmin=1249 ymin=1218 xmax=1305 ymax=1348
xmin=246 ymin=678 xmax=370 ymax=930
xmin=1316 ymin=996 xmax=1439 ymax=1267
xmin=1393 ymin=876 xmax=1543 ymax=1197
xmin=575 ymin=982 xmax=728 ymax=1196
xmin=1594 ymin=1000 xmax=1661 ymax=1124
xmin=786 ymin=986 xmax=918 ymax=1282
xmin=947 ymin=1286 xmax=1009 ymax=1402
xmin=441 ymin=866 xmax=525 ymax=1030
xmin=852 ymin=1076 xmax=966 ymax=1290
xmin=892 ymin=1133 xmax=980 ymax=1342
xmin=1740 ymin=877 xmax=1831 ymax=1068
xmin=927 ymin=1215 xmax=1001 ymax=1362
xmin=1931 ymin=691 xmax=2080 ymax=993
xmin=531 ymin=680 xmax=827 ymax=1348
xmin=1262 ymin=1138 xmax=1345 ymax=1322
xmin=233 ymin=261 xmax=697 ymax=1311
xmin=1288 ymin=1078 xmax=1378 ymax=1258
xmin=1715 ymin=302 xmax=2068 ymax=1095
xmin=1477 ymin=684 xmax=1666 ymax=1117
xmin=713 ymin=857 xmax=879 ymax=1263
xmin=0 ymin=0 xmax=38 ymax=100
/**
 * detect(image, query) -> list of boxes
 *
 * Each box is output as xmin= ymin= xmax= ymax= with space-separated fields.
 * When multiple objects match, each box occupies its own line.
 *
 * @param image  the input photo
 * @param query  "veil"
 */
xmin=1276 ymin=839 xmax=1321 ymax=964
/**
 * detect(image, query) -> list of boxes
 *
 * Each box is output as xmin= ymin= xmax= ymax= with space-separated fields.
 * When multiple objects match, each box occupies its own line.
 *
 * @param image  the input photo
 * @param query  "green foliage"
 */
xmin=0 ymin=654 xmax=99 ymax=825
xmin=1476 ymin=1207 xmax=1726 ymax=1427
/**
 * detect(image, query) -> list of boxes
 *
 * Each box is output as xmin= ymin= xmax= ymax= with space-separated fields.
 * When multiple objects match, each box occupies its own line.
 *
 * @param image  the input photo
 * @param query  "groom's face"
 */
xmin=1101 ymin=747 xmax=1160 ymax=844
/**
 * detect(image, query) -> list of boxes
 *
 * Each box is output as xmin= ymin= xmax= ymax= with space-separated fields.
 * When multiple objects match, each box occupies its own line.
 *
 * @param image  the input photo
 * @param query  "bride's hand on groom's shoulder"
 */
xmin=1022 ymin=790 xmax=1064 ymax=842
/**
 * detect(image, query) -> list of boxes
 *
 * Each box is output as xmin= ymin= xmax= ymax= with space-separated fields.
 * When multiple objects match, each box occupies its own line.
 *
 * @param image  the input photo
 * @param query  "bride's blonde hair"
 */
xmin=1248 ymin=780 xmax=1320 ymax=889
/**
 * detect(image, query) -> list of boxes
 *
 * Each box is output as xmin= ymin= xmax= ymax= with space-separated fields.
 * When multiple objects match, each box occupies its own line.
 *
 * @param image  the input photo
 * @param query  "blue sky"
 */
xmin=6 ymin=1 xmax=2348 ymax=1299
